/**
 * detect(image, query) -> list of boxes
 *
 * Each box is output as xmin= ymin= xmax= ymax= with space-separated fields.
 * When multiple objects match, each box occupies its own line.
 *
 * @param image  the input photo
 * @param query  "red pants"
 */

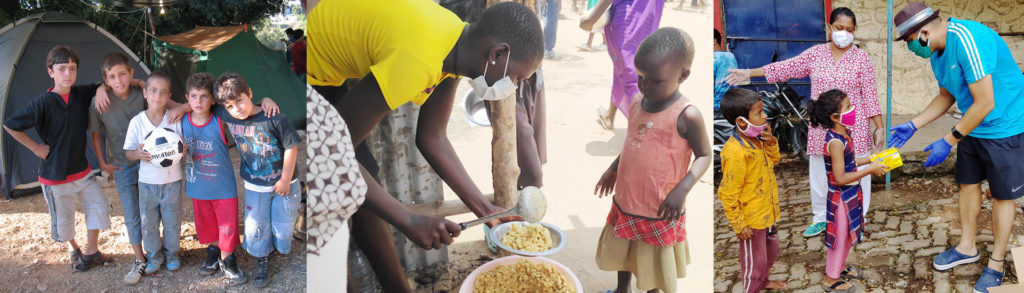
xmin=192 ymin=198 xmax=240 ymax=253
xmin=739 ymin=226 xmax=779 ymax=293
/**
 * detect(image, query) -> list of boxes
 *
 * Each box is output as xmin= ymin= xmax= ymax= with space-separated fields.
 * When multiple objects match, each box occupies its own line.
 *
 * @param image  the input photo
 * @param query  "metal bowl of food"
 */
xmin=489 ymin=221 xmax=566 ymax=257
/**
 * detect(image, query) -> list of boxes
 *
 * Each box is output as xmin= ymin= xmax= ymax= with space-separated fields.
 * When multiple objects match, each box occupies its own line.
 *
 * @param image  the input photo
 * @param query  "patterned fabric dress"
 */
xmin=762 ymin=44 xmax=881 ymax=157
xmin=823 ymin=130 xmax=863 ymax=249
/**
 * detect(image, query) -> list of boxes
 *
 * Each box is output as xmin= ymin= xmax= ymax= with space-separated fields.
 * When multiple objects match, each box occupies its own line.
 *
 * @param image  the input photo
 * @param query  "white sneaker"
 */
xmin=124 ymin=259 xmax=146 ymax=285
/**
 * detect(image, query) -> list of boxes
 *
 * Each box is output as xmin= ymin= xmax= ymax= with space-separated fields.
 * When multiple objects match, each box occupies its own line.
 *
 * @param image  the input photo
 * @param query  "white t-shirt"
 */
xmin=124 ymin=111 xmax=183 ymax=185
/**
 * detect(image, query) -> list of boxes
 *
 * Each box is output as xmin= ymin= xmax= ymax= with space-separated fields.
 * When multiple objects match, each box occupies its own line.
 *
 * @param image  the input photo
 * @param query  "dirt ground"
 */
xmin=406 ymin=2 xmax=717 ymax=292
xmin=0 ymin=141 xmax=307 ymax=292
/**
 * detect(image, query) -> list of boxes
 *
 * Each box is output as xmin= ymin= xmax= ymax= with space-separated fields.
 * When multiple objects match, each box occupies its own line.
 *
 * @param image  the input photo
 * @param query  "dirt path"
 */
xmin=0 ymin=142 xmax=307 ymax=292
xmin=408 ymin=2 xmax=717 ymax=292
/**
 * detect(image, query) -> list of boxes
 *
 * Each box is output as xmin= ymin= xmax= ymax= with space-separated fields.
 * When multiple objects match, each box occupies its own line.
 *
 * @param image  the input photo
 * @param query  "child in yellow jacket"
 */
xmin=717 ymin=88 xmax=785 ymax=292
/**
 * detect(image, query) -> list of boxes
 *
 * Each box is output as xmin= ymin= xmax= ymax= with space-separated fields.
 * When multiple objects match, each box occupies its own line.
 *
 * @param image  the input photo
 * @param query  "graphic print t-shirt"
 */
xmin=215 ymin=106 xmax=302 ymax=191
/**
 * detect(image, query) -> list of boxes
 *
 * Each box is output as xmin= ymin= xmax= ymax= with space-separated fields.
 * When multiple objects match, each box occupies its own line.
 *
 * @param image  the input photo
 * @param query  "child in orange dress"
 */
xmin=594 ymin=27 xmax=711 ymax=293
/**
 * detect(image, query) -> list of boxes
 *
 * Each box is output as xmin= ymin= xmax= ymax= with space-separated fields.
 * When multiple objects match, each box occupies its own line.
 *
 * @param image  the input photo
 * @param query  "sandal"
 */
xmin=820 ymin=280 xmax=856 ymax=293
xmin=841 ymin=265 xmax=862 ymax=279
xmin=596 ymin=107 xmax=613 ymax=130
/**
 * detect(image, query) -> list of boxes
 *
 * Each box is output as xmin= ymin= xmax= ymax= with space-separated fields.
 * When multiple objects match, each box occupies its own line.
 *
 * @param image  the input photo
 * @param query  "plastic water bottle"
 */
xmin=349 ymin=244 xmax=381 ymax=293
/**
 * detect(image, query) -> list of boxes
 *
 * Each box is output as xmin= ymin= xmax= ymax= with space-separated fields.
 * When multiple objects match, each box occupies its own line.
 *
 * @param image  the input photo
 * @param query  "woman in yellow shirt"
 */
xmin=307 ymin=1 xmax=543 ymax=292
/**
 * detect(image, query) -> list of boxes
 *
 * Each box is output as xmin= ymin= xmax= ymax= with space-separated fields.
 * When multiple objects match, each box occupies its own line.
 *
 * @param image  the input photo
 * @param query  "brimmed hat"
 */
xmin=894 ymin=2 xmax=940 ymax=41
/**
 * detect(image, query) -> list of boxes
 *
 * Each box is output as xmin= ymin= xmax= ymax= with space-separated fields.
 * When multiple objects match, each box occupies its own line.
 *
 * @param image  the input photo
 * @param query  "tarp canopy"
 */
xmin=152 ymin=25 xmax=305 ymax=129
xmin=0 ymin=12 xmax=151 ymax=199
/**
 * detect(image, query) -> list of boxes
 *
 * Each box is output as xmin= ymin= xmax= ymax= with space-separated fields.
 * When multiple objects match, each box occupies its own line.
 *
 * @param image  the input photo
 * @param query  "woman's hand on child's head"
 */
xmin=594 ymin=169 xmax=618 ymax=198
xmin=402 ymin=213 xmax=461 ymax=250
xmin=260 ymin=97 xmax=280 ymax=117
xmin=737 ymin=227 xmax=753 ymax=240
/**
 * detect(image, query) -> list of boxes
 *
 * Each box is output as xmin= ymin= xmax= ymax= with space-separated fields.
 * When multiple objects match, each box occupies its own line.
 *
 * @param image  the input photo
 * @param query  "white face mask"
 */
xmin=469 ymin=51 xmax=518 ymax=101
xmin=831 ymin=29 xmax=854 ymax=48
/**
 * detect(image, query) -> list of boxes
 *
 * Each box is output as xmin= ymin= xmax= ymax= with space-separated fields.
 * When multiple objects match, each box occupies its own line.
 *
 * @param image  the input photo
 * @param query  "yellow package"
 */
xmin=870 ymin=147 xmax=903 ymax=170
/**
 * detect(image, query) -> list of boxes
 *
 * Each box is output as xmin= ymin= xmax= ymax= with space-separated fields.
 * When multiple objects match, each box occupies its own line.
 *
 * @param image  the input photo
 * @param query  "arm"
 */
xmin=417 ymin=77 xmax=501 ymax=218
xmin=594 ymin=155 xmax=620 ymax=198
xmin=717 ymin=144 xmax=749 ymax=235
xmin=579 ymin=0 xmax=613 ymax=31
xmin=91 ymin=131 xmax=119 ymax=178
xmin=515 ymin=97 xmax=543 ymax=189
xmin=273 ymin=146 xmax=299 ymax=195
xmin=829 ymin=140 xmax=885 ymax=185
xmin=258 ymin=97 xmax=280 ymax=117
xmin=165 ymin=100 xmax=191 ymax=123
xmin=337 ymin=72 xmax=392 ymax=146
xmin=946 ymin=75 xmax=995 ymax=145
xmin=660 ymin=107 xmax=712 ymax=221
xmin=3 ymin=126 xmax=48 ymax=159
xmin=358 ymin=165 xmax=461 ymax=249
xmin=908 ymin=88 xmax=957 ymax=129
xmin=122 ymin=123 xmax=151 ymax=162
xmin=724 ymin=48 xmax=813 ymax=86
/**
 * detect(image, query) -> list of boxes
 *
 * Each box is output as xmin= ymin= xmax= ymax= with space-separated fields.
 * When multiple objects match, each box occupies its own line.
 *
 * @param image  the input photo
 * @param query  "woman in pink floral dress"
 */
xmin=725 ymin=7 xmax=884 ymax=240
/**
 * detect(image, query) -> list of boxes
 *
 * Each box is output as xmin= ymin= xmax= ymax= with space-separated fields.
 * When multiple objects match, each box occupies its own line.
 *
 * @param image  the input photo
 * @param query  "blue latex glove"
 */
xmin=923 ymin=137 xmax=953 ymax=167
xmin=888 ymin=121 xmax=918 ymax=148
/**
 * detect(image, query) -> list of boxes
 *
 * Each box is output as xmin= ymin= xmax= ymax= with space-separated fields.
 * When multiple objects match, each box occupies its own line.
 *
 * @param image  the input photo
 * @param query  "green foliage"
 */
xmin=0 ymin=0 xmax=288 ymax=62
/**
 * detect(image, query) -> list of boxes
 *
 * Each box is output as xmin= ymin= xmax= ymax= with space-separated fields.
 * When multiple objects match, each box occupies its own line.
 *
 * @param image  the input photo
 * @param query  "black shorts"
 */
xmin=955 ymin=132 xmax=1024 ymax=200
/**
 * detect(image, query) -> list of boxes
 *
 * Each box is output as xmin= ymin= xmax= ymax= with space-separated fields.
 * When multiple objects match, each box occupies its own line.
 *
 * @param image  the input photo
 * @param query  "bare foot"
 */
xmin=765 ymin=280 xmax=786 ymax=289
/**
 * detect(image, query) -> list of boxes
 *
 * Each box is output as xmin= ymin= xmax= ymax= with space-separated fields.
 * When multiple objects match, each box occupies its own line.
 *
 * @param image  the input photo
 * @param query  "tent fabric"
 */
xmin=153 ymin=26 xmax=306 ymax=129
xmin=0 ymin=12 xmax=151 ymax=199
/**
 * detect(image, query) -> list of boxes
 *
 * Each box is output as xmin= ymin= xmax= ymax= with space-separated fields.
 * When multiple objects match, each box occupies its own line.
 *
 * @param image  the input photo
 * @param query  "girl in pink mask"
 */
xmin=724 ymin=7 xmax=885 ymax=239
xmin=807 ymin=89 xmax=888 ymax=293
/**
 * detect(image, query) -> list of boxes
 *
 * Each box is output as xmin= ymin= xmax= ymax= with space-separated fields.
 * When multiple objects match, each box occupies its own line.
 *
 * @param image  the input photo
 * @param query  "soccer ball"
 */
xmin=142 ymin=127 xmax=184 ymax=168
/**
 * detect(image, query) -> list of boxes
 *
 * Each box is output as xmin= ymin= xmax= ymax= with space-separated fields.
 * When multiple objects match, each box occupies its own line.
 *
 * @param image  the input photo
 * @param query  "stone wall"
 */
xmin=834 ymin=0 xmax=1024 ymax=115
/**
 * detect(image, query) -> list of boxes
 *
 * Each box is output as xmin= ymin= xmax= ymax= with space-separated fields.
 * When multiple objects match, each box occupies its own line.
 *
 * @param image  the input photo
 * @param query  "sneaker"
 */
xmin=802 ymin=222 xmax=826 ymax=237
xmin=973 ymin=267 xmax=1004 ymax=293
xmin=933 ymin=246 xmax=980 ymax=271
xmin=199 ymin=246 xmax=221 ymax=275
xmin=543 ymin=51 xmax=560 ymax=60
xmin=123 ymin=259 xmax=146 ymax=285
xmin=69 ymin=249 xmax=87 ymax=272
xmin=165 ymin=258 xmax=180 ymax=271
xmin=220 ymin=254 xmax=248 ymax=286
xmin=144 ymin=256 xmax=163 ymax=274
xmin=82 ymin=251 xmax=115 ymax=268
xmin=252 ymin=256 xmax=270 ymax=288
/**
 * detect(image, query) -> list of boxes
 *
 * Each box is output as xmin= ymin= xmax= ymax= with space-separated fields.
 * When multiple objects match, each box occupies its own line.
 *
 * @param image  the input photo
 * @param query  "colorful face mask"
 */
xmin=907 ymin=30 xmax=932 ymax=58
xmin=469 ymin=51 xmax=518 ymax=101
xmin=839 ymin=105 xmax=857 ymax=128
xmin=738 ymin=116 xmax=767 ymax=139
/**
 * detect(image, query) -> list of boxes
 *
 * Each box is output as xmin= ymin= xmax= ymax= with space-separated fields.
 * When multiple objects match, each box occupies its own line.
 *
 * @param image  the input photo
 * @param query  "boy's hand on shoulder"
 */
xmin=737 ymin=227 xmax=753 ymax=240
xmin=273 ymin=178 xmax=290 ymax=196
xmin=31 ymin=144 xmax=50 ymax=159
xmin=594 ymin=169 xmax=617 ymax=198
xmin=94 ymin=87 xmax=111 ymax=114
xmin=657 ymin=191 xmax=685 ymax=221
xmin=167 ymin=106 xmax=186 ymax=124
xmin=260 ymin=97 xmax=279 ymax=117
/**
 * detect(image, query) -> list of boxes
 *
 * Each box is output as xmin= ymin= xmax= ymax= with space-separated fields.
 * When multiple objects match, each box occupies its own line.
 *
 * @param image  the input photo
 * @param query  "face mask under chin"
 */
xmin=469 ymin=52 xmax=518 ymax=101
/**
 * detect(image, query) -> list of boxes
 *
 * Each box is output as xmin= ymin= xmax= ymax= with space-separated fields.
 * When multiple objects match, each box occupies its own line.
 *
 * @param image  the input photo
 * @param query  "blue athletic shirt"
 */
xmin=181 ymin=113 xmax=238 ymax=200
xmin=930 ymin=17 xmax=1024 ymax=139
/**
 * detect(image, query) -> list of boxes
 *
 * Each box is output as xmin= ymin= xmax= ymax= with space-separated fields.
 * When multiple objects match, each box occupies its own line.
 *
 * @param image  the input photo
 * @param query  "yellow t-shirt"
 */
xmin=308 ymin=0 xmax=466 ymax=109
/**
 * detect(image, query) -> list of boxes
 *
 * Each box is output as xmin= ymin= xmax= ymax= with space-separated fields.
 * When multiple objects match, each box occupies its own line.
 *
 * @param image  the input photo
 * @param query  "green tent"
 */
xmin=151 ymin=25 xmax=304 ymax=128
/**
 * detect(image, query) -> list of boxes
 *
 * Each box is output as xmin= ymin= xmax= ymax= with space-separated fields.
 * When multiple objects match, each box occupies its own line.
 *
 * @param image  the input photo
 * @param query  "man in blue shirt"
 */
xmin=889 ymin=3 xmax=1024 ymax=292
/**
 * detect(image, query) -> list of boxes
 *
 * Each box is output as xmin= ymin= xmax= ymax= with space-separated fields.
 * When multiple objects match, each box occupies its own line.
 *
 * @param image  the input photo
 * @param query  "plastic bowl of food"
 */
xmin=490 ymin=221 xmax=566 ymax=256
xmin=458 ymin=255 xmax=583 ymax=293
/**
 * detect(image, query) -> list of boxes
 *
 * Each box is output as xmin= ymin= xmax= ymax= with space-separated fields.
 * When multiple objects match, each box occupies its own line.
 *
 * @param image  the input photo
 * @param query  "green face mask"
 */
xmin=907 ymin=38 xmax=932 ymax=58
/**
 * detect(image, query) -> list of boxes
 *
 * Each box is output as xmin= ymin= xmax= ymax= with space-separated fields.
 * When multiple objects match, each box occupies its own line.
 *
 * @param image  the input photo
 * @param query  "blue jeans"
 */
xmin=113 ymin=163 xmax=142 ymax=245
xmin=541 ymin=0 xmax=560 ymax=52
xmin=139 ymin=181 xmax=182 ymax=263
xmin=243 ymin=181 xmax=301 ymax=257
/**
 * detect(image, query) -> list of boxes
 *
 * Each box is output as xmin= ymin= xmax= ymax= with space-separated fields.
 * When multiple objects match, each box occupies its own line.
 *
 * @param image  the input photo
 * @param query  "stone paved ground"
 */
xmin=714 ymin=155 xmax=1024 ymax=293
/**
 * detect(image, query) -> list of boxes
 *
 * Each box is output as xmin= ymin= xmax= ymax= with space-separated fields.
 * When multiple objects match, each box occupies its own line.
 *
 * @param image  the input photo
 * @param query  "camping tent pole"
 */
xmin=886 ymin=0 xmax=893 ymax=190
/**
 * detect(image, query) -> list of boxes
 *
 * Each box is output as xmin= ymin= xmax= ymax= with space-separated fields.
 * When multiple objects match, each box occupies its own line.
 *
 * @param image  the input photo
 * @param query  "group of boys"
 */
xmin=4 ymin=45 xmax=302 ymax=288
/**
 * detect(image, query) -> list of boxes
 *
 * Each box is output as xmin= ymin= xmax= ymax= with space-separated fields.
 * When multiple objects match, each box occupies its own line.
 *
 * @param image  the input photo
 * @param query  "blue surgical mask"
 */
xmin=907 ymin=30 xmax=932 ymax=58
